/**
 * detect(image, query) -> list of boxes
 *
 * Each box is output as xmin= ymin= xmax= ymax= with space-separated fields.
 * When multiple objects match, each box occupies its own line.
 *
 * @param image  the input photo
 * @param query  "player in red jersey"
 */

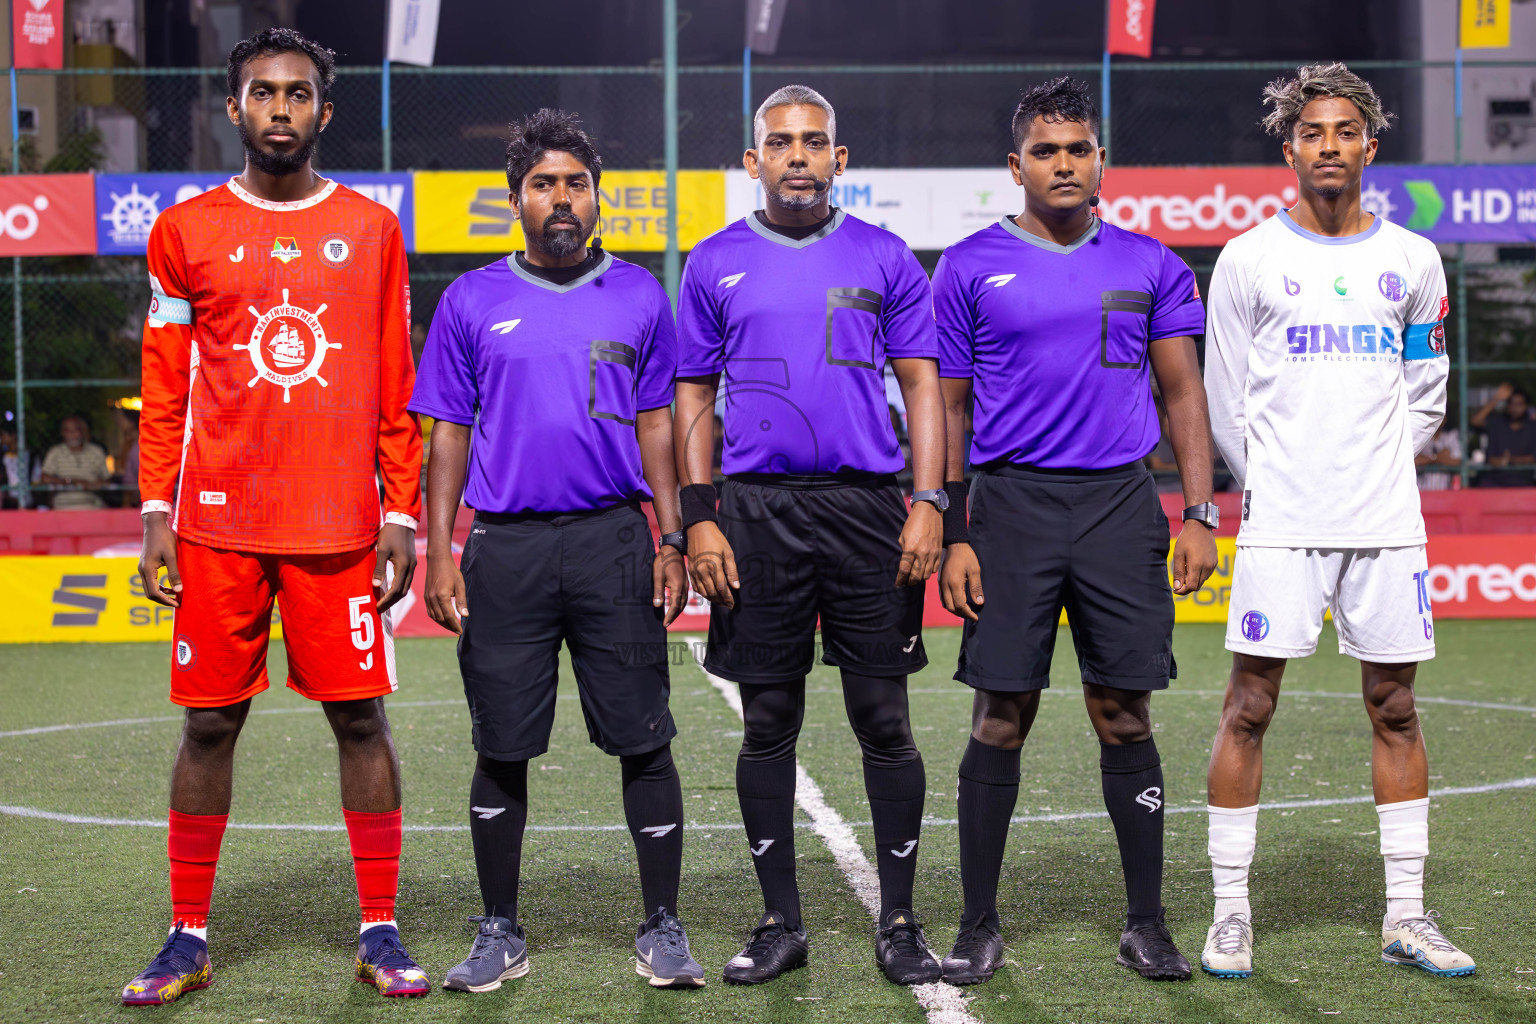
xmin=121 ymin=29 xmax=428 ymax=1005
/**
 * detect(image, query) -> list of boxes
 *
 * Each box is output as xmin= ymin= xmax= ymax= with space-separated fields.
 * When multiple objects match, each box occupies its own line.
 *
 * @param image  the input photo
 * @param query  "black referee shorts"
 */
xmin=457 ymin=503 xmax=676 ymax=761
xmin=703 ymin=474 xmax=927 ymax=685
xmin=955 ymin=462 xmax=1176 ymax=693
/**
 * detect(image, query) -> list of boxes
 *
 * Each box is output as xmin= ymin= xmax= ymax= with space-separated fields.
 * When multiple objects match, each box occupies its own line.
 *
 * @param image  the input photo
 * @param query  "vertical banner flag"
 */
xmin=746 ymin=0 xmax=789 ymax=54
xmin=13 ymin=0 xmax=65 ymax=69
xmin=1106 ymin=0 xmax=1156 ymax=58
xmin=1460 ymin=0 xmax=1510 ymax=49
xmin=386 ymin=0 xmax=442 ymax=66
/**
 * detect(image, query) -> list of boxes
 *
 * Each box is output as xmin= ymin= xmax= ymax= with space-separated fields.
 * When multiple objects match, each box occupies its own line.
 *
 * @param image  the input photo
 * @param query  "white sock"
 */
xmin=1378 ymin=797 xmax=1429 ymax=925
xmin=172 ymin=924 xmax=208 ymax=942
xmin=361 ymin=918 xmax=397 ymax=934
xmin=1209 ymin=804 xmax=1259 ymax=923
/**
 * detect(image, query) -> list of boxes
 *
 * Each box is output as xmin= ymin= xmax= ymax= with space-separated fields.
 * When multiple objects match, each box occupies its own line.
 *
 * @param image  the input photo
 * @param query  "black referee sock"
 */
xmin=468 ymin=755 xmax=528 ymax=924
xmin=736 ymin=754 xmax=801 ymax=929
xmin=620 ymin=743 xmax=684 ymax=917
xmin=957 ymin=737 xmax=1021 ymax=931
xmin=1099 ymin=738 xmax=1165 ymax=928
xmin=865 ymin=755 xmax=926 ymax=917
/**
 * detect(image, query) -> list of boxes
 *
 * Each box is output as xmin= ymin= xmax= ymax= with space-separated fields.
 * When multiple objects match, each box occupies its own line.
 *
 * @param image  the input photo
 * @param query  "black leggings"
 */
xmin=739 ymin=669 xmax=917 ymax=769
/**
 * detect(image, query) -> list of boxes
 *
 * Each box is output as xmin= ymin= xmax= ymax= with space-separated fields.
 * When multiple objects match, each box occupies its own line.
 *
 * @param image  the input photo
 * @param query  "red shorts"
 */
xmin=169 ymin=539 xmax=397 ymax=708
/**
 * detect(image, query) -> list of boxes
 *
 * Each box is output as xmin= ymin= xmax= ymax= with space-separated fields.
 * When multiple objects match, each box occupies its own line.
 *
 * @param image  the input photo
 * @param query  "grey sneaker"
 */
xmin=635 ymin=908 xmax=705 ymax=988
xmin=442 ymin=916 xmax=529 ymax=993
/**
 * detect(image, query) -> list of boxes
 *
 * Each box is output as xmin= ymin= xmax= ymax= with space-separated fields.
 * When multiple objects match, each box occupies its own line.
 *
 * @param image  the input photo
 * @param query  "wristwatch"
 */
xmin=912 ymin=488 xmax=951 ymax=512
xmin=1183 ymin=502 xmax=1219 ymax=529
xmin=659 ymin=530 xmax=687 ymax=555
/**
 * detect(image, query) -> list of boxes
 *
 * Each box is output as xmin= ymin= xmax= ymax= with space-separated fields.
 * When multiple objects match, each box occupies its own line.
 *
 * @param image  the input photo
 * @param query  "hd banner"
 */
xmin=94 ymin=173 xmax=416 ymax=254
xmin=9 ymin=535 xmax=1533 ymax=643
xmin=413 ymin=170 xmax=726 ymax=253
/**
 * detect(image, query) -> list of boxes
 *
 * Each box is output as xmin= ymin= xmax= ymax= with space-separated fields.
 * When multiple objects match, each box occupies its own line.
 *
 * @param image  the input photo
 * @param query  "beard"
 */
xmin=766 ymin=171 xmax=825 ymax=211
xmin=537 ymin=211 xmax=589 ymax=259
xmin=1311 ymin=183 xmax=1346 ymax=200
xmin=237 ymin=115 xmax=320 ymax=177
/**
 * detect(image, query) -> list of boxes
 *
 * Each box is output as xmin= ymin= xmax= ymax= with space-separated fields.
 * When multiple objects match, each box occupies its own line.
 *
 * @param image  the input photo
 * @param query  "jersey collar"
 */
xmin=1277 ymin=208 xmax=1382 ymax=245
xmin=745 ymin=208 xmax=847 ymax=249
xmin=998 ymin=214 xmax=1100 ymax=254
xmin=225 ymin=176 xmax=338 ymax=212
xmin=505 ymin=250 xmax=614 ymax=292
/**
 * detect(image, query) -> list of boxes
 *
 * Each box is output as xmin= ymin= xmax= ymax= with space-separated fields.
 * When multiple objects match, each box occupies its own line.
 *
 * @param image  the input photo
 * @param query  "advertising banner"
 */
xmin=1096 ymin=166 xmax=1300 ymax=246
xmin=13 ymin=0 xmax=64 ymax=69
xmin=414 ymin=170 xmax=725 ymax=253
xmin=0 ymin=174 xmax=97 ymax=256
xmin=1460 ymin=0 xmax=1511 ymax=48
xmin=386 ymin=0 xmax=442 ymax=66
xmin=1360 ymin=164 xmax=1536 ymax=243
xmin=95 ymin=173 xmax=417 ymax=255
xmin=1106 ymin=0 xmax=1156 ymax=59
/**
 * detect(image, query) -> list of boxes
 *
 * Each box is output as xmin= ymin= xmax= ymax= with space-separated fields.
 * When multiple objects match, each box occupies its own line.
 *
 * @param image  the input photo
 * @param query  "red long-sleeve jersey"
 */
xmin=139 ymin=178 xmax=421 ymax=554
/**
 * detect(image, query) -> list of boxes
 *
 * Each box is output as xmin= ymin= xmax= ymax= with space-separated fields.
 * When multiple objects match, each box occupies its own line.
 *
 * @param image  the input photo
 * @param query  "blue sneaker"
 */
xmin=635 ymin=908 xmax=705 ymax=988
xmin=443 ymin=916 xmax=530 ymax=992
xmin=121 ymin=925 xmax=212 ymax=1005
xmin=356 ymin=924 xmax=431 ymax=997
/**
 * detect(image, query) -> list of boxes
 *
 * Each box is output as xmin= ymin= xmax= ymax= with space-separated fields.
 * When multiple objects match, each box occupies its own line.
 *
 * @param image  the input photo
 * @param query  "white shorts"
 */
xmin=1225 ymin=546 xmax=1436 ymax=662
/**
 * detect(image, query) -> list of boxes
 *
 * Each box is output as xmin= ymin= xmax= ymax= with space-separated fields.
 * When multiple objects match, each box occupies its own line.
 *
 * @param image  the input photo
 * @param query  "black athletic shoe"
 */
xmin=722 ymin=911 xmax=808 ymax=985
xmin=942 ymin=919 xmax=1005 ymax=985
xmin=1116 ymin=909 xmax=1192 ymax=981
xmin=874 ymin=909 xmax=942 ymax=985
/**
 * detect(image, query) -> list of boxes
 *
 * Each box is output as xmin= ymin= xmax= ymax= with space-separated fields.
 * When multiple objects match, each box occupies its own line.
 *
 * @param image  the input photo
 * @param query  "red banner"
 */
xmin=0 ymin=175 xmax=98 ymax=256
xmin=1098 ymin=166 xmax=1299 ymax=246
xmin=1106 ymin=0 xmax=1156 ymax=58
xmin=13 ymin=0 xmax=64 ymax=69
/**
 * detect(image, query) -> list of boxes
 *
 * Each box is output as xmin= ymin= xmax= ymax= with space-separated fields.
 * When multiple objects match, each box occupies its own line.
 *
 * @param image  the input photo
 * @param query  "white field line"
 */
xmin=684 ymin=637 xmax=980 ymax=1024
xmin=814 ymin=687 xmax=1536 ymax=715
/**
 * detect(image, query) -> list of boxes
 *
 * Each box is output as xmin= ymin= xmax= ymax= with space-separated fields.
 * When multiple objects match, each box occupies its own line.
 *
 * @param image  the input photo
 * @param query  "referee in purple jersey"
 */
xmin=674 ymin=85 xmax=948 ymax=986
xmin=931 ymin=78 xmax=1219 ymax=984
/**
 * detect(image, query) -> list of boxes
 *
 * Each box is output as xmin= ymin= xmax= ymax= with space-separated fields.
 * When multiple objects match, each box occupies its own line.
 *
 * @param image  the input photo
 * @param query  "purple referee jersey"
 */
xmin=676 ymin=211 xmax=938 ymax=476
xmin=408 ymin=252 xmax=676 ymax=514
xmin=933 ymin=217 xmax=1205 ymax=470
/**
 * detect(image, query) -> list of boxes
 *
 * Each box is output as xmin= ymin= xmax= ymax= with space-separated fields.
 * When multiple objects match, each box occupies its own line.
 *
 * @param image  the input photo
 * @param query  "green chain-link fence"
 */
xmin=3 ymin=60 xmax=1534 ymax=504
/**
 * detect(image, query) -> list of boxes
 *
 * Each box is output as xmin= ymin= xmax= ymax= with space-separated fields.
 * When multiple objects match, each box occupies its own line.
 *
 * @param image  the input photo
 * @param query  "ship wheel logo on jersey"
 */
xmin=236 ymin=288 xmax=341 ymax=403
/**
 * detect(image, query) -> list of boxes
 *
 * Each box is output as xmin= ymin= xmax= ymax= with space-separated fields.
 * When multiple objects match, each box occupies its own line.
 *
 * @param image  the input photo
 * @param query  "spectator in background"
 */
xmin=1 ymin=425 xmax=23 ymax=508
xmin=39 ymin=414 xmax=109 ymax=509
xmin=711 ymin=413 xmax=725 ymax=479
xmin=1147 ymin=397 xmax=1182 ymax=492
xmin=1472 ymin=384 xmax=1536 ymax=487
xmin=114 ymin=404 xmax=141 ymax=507
xmin=1416 ymin=423 xmax=1460 ymax=491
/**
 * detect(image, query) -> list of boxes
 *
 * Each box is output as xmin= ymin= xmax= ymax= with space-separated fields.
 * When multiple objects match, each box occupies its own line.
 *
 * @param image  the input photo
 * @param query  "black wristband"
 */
xmin=680 ymin=484 xmax=719 ymax=529
xmin=942 ymin=479 xmax=970 ymax=546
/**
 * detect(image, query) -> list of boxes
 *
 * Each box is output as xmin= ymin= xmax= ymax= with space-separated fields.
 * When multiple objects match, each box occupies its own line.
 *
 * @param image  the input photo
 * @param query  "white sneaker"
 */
xmin=1381 ymin=911 xmax=1476 ymax=977
xmin=1200 ymin=913 xmax=1253 ymax=978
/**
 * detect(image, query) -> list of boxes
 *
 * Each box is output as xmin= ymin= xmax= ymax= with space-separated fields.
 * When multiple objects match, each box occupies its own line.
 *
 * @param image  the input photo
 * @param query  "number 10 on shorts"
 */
xmin=349 ymin=595 xmax=376 ymax=671
xmin=1412 ymin=571 xmax=1433 ymax=640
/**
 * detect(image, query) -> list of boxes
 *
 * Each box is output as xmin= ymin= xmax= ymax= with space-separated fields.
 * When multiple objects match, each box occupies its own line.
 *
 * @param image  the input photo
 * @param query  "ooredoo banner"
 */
xmin=0 ymin=174 xmax=96 ymax=256
xmin=1097 ymin=166 xmax=1300 ymax=246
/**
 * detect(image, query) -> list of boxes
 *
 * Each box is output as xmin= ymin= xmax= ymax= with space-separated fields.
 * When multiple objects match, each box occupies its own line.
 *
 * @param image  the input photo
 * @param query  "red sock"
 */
xmin=343 ymin=807 xmax=401 ymax=927
xmin=167 ymin=809 xmax=228 ymax=930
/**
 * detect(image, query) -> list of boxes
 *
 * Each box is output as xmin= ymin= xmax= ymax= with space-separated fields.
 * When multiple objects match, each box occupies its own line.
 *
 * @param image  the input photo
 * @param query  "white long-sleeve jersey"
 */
xmin=1204 ymin=212 xmax=1449 ymax=549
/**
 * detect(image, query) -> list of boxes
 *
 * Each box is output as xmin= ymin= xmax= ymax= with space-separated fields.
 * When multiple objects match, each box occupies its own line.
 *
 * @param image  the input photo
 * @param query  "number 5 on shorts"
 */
xmin=349 ymin=595 xmax=376 ymax=671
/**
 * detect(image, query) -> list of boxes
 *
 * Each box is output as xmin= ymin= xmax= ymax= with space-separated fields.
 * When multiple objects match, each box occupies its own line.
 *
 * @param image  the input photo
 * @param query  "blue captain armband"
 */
xmin=1404 ymin=321 xmax=1446 ymax=360
xmin=148 ymin=291 xmax=192 ymax=326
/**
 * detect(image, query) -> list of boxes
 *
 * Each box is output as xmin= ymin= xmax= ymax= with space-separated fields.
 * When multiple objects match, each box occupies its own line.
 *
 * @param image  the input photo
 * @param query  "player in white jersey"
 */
xmin=1200 ymin=64 xmax=1474 ymax=979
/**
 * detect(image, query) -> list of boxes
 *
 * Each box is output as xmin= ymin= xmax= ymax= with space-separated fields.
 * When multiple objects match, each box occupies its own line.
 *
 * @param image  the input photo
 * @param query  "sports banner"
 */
xmin=746 ymin=0 xmax=790 ymax=54
xmin=414 ymin=170 xmax=725 ymax=253
xmin=1360 ymin=165 xmax=1536 ymax=243
xmin=95 ymin=173 xmax=416 ymax=255
xmin=12 ymin=535 xmax=1531 ymax=643
xmin=1106 ymin=0 xmax=1156 ymax=58
xmin=13 ymin=0 xmax=64 ymax=70
xmin=386 ymin=0 xmax=442 ymax=66
xmin=0 ymin=174 xmax=96 ymax=256
xmin=1460 ymin=0 xmax=1511 ymax=48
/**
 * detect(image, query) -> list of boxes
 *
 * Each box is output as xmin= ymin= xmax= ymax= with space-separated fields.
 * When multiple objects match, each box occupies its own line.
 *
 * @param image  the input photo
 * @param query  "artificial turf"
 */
xmin=1 ymin=621 xmax=1532 ymax=1023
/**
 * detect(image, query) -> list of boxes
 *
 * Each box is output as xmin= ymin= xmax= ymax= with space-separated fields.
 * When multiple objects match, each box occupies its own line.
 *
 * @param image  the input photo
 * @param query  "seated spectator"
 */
xmin=1472 ymin=384 xmax=1536 ymax=487
xmin=38 ymin=414 xmax=108 ymax=509
xmin=1 ymin=426 xmax=23 ymax=509
xmin=1146 ymin=397 xmax=1182 ymax=492
xmin=114 ymin=404 xmax=141 ymax=508
xmin=1416 ymin=424 xmax=1460 ymax=491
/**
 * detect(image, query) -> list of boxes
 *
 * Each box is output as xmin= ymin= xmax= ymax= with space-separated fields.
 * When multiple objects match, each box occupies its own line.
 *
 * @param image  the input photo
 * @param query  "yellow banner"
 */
xmin=413 ymin=170 xmax=725 ymax=254
xmin=1461 ymin=0 xmax=1510 ymax=48
xmin=1168 ymin=536 xmax=1239 ymax=624
xmin=0 ymin=556 xmax=283 ymax=643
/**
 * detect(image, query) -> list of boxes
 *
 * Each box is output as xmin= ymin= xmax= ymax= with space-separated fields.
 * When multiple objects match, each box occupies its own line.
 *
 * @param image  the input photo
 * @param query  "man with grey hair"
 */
xmin=674 ymin=84 xmax=948 ymax=986
xmin=1201 ymin=63 xmax=1474 ymax=980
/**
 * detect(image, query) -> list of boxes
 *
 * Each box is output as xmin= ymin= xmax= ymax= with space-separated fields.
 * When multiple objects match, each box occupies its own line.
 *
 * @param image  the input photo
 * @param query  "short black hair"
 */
xmin=1012 ymin=75 xmax=1100 ymax=150
xmin=505 ymin=109 xmax=602 ymax=193
xmin=1511 ymin=387 xmax=1532 ymax=405
xmin=227 ymin=28 xmax=337 ymax=103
